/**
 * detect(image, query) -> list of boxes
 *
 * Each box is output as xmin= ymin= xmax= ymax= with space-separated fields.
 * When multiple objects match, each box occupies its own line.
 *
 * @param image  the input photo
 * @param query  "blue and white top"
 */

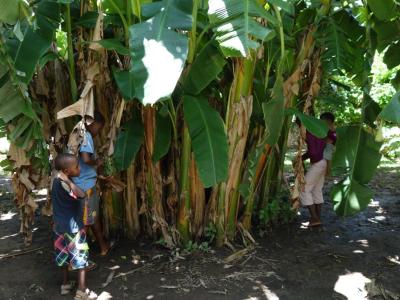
xmin=72 ymin=131 xmax=97 ymax=191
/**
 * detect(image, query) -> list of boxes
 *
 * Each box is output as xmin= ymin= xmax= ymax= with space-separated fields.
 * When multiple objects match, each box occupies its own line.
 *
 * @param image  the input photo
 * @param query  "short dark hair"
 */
xmin=320 ymin=112 xmax=335 ymax=123
xmin=54 ymin=153 xmax=77 ymax=171
xmin=93 ymin=110 xmax=105 ymax=125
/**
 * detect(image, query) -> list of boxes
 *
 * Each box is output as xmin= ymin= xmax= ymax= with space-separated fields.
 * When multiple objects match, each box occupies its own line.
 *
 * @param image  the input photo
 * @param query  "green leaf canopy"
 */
xmin=208 ymin=0 xmax=276 ymax=57
xmin=183 ymin=95 xmax=228 ymax=188
xmin=129 ymin=0 xmax=191 ymax=105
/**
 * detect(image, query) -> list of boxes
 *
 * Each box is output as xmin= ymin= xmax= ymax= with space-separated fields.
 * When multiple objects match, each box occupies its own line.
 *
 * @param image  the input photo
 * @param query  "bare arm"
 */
xmin=80 ymin=152 xmax=104 ymax=168
xmin=57 ymin=172 xmax=86 ymax=199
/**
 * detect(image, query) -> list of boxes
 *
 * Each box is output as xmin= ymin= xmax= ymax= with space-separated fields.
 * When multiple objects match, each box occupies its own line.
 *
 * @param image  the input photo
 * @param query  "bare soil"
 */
xmin=0 ymin=164 xmax=399 ymax=300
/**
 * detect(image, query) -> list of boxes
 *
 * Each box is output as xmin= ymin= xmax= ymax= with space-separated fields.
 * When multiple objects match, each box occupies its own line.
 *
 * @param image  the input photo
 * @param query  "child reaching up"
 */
xmin=52 ymin=153 xmax=97 ymax=300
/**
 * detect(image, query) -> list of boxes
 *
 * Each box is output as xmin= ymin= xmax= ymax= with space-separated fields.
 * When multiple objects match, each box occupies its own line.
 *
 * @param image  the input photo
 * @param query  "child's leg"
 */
xmin=307 ymin=204 xmax=319 ymax=224
xmin=315 ymin=204 xmax=322 ymax=220
xmin=311 ymin=161 xmax=327 ymax=222
xmin=62 ymin=265 xmax=69 ymax=285
xmin=91 ymin=218 xmax=109 ymax=255
xmin=77 ymin=268 xmax=87 ymax=292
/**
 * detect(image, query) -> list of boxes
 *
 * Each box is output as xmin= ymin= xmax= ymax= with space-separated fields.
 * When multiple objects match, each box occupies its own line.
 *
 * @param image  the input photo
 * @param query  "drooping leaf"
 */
xmin=331 ymin=126 xmax=382 ymax=216
xmin=94 ymin=39 xmax=130 ymax=55
xmin=12 ymin=1 xmax=61 ymax=83
xmin=129 ymin=0 xmax=191 ymax=105
xmin=183 ymin=41 xmax=226 ymax=95
xmin=331 ymin=177 xmax=374 ymax=217
xmin=379 ymin=91 xmax=400 ymax=124
xmin=153 ymin=106 xmax=172 ymax=162
xmin=367 ymin=0 xmax=397 ymax=21
xmin=383 ymin=41 xmax=400 ymax=69
xmin=373 ymin=19 xmax=400 ymax=52
xmin=286 ymin=108 xmax=328 ymax=138
xmin=262 ymin=76 xmax=284 ymax=146
xmin=317 ymin=17 xmax=363 ymax=77
xmin=183 ymin=95 xmax=228 ymax=188
xmin=112 ymin=68 xmax=136 ymax=100
xmin=364 ymin=95 xmax=381 ymax=128
xmin=9 ymin=116 xmax=33 ymax=141
xmin=0 ymin=80 xmax=36 ymax=122
xmin=332 ymin=10 xmax=365 ymax=43
xmin=208 ymin=0 xmax=276 ymax=57
xmin=113 ymin=114 xmax=144 ymax=171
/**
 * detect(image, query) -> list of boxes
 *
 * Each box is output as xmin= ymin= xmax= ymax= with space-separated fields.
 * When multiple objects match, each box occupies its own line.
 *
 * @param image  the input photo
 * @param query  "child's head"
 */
xmin=54 ymin=153 xmax=80 ymax=177
xmin=86 ymin=110 xmax=105 ymax=137
xmin=320 ymin=112 xmax=335 ymax=129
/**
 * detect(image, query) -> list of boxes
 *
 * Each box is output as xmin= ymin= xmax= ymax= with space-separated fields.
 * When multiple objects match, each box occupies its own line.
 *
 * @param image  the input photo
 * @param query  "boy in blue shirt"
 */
xmin=52 ymin=153 xmax=97 ymax=299
xmin=72 ymin=111 xmax=111 ymax=256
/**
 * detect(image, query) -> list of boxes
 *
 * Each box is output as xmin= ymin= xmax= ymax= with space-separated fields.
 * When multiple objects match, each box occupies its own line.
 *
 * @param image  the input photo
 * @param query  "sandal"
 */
xmin=74 ymin=289 xmax=98 ymax=300
xmin=60 ymin=281 xmax=75 ymax=295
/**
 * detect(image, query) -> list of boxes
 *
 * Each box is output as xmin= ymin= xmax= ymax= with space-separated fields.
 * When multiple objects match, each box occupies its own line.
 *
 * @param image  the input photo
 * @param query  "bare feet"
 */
xmin=309 ymin=218 xmax=322 ymax=227
xmin=99 ymin=240 xmax=116 ymax=257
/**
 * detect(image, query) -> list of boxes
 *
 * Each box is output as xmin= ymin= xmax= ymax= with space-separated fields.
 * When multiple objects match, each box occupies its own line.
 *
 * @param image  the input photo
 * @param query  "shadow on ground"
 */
xmin=0 ymin=165 xmax=399 ymax=300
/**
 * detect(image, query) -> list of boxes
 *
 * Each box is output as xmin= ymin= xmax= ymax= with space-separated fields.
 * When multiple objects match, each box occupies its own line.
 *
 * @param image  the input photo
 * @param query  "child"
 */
xmin=72 ymin=111 xmax=113 ymax=256
xmin=301 ymin=112 xmax=336 ymax=226
xmin=52 ymin=153 xmax=97 ymax=299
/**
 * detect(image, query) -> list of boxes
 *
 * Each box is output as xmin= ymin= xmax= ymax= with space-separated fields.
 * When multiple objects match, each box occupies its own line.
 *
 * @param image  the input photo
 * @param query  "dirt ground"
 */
xmin=0 ymin=163 xmax=399 ymax=300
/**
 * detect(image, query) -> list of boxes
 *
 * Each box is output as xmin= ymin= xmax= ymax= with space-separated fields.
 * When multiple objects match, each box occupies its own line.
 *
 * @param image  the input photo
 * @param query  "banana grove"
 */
xmin=0 ymin=0 xmax=399 ymax=247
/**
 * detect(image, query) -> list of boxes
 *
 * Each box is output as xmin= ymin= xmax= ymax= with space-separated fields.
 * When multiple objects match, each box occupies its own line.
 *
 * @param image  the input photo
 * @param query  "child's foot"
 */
xmin=60 ymin=281 xmax=75 ymax=295
xmin=99 ymin=240 xmax=116 ymax=257
xmin=74 ymin=289 xmax=97 ymax=300
xmin=308 ymin=218 xmax=322 ymax=227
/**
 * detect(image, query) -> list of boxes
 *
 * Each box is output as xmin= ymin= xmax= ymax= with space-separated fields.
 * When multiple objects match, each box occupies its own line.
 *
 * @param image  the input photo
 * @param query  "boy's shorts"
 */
xmin=81 ymin=187 xmax=99 ymax=226
xmin=54 ymin=229 xmax=89 ymax=270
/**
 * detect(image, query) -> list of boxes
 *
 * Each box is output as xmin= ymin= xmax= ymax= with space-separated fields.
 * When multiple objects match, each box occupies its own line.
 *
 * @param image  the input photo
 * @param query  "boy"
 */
xmin=72 ymin=111 xmax=112 ymax=256
xmin=301 ymin=112 xmax=336 ymax=226
xmin=52 ymin=153 xmax=97 ymax=300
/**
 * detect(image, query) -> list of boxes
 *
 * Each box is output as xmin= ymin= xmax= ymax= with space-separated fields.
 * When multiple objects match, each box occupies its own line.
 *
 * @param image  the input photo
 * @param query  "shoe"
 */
xmin=60 ymin=281 xmax=75 ymax=295
xmin=74 ymin=289 xmax=97 ymax=300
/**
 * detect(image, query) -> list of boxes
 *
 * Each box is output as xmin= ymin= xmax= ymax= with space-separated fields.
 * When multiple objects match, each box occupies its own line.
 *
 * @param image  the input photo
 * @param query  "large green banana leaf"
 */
xmin=129 ymin=0 xmax=191 ymax=105
xmin=112 ymin=68 xmax=136 ymax=100
xmin=0 ymin=0 xmax=26 ymax=24
xmin=331 ymin=126 xmax=382 ymax=216
xmin=317 ymin=15 xmax=363 ymax=78
xmin=383 ymin=42 xmax=400 ymax=69
xmin=367 ymin=0 xmax=397 ymax=21
xmin=262 ymin=75 xmax=284 ymax=146
xmin=113 ymin=114 xmax=144 ymax=171
xmin=183 ymin=95 xmax=228 ymax=188
xmin=183 ymin=41 xmax=226 ymax=95
xmin=153 ymin=106 xmax=172 ymax=162
xmin=379 ymin=91 xmax=400 ymax=124
xmin=208 ymin=0 xmax=276 ymax=57
xmin=286 ymin=108 xmax=328 ymax=139
xmin=12 ymin=1 xmax=60 ymax=84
